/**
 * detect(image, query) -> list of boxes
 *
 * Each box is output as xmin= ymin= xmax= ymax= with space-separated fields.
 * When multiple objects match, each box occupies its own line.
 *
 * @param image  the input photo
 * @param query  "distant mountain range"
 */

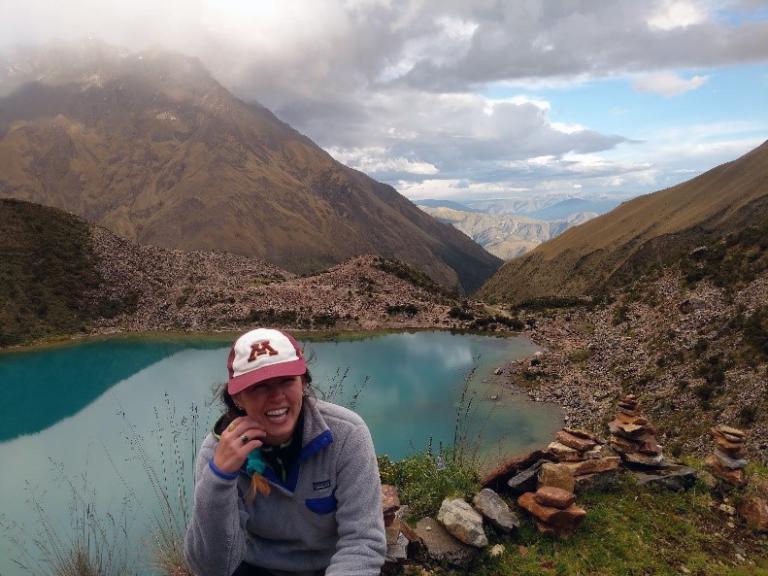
xmin=478 ymin=140 xmax=768 ymax=303
xmin=418 ymin=206 xmax=596 ymax=260
xmin=0 ymin=41 xmax=500 ymax=293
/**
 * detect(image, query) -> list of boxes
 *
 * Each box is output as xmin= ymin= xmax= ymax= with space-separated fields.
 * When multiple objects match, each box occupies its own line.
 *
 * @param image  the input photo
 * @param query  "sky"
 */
xmin=1 ymin=0 xmax=767 ymax=203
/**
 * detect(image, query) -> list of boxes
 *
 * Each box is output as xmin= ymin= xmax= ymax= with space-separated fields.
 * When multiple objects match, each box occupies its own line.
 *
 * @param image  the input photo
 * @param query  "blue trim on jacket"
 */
xmin=208 ymin=458 xmax=239 ymax=480
xmin=251 ymin=429 xmax=335 ymax=493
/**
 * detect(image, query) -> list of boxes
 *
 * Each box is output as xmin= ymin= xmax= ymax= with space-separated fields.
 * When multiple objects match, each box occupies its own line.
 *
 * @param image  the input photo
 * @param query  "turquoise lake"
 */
xmin=0 ymin=331 xmax=562 ymax=574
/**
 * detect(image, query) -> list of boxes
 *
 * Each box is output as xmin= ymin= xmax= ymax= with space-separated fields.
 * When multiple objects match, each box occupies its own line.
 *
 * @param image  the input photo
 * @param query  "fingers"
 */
xmin=213 ymin=417 xmax=267 ymax=474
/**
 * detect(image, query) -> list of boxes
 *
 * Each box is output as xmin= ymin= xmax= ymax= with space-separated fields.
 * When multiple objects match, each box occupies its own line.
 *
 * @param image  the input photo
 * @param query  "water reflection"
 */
xmin=0 ymin=332 xmax=561 ymax=576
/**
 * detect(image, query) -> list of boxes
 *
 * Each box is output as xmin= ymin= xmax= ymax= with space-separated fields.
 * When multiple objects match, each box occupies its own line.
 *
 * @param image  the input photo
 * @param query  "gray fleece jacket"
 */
xmin=184 ymin=398 xmax=386 ymax=576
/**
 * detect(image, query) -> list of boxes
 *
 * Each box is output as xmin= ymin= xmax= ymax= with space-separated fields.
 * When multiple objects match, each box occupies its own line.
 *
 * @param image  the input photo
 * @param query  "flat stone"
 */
xmin=714 ymin=449 xmax=748 ymax=470
xmin=534 ymin=486 xmax=575 ymax=510
xmin=538 ymin=462 xmax=575 ymax=493
xmin=563 ymin=457 xmax=621 ymax=476
xmin=437 ymin=498 xmax=488 ymax=548
xmin=507 ymin=459 xmax=549 ymax=494
xmin=472 ymin=488 xmax=519 ymax=532
xmin=738 ymin=496 xmax=768 ymax=533
xmin=414 ymin=518 xmax=478 ymax=567
xmin=714 ymin=435 xmax=745 ymax=454
xmin=714 ymin=425 xmax=745 ymax=439
xmin=562 ymin=428 xmax=602 ymax=442
xmin=547 ymin=441 xmax=583 ymax=462
xmin=622 ymin=451 xmax=665 ymax=468
xmin=556 ymin=430 xmax=597 ymax=452
xmin=631 ymin=465 xmax=698 ymax=492
xmin=482 ymin=450 xmax=546 ymax=490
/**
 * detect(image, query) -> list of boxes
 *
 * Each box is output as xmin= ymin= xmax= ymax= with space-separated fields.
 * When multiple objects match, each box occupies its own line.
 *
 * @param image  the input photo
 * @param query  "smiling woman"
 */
xmin=183 ymin=327 xmax=386 ymax=576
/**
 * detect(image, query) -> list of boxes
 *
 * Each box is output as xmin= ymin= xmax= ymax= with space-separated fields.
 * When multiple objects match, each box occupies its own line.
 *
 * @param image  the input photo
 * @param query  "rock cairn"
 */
xmin=517 ymin=486 xmax=586 ymax=538
xmin=705 ymin=425 xmax=748 ymax=487
xmin=546 ymin=428 xmax=621 ymax=492
xmin=608 ymin=394 xmax=665 ymax=468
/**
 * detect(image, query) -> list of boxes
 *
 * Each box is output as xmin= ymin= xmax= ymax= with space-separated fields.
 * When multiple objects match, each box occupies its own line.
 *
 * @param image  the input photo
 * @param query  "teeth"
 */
xmin=266 ymin=408 xmax=288 ymax=417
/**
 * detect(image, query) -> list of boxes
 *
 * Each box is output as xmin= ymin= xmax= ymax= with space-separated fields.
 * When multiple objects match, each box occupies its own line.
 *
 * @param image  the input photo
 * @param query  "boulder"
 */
xmin=737 ymin=496 xmax=768 ymax=532
xmin=534 ymin=486 xmax=575 ymax=510
xmin=538 ymin=462 xmax=575 ymax=493
xmin=414 ymin=518 xmax=478 ymax=567
xmin=437 ymin=498 xmax=488 ymax=548
xmin=472 ymin=488 xmax=519 ymax=532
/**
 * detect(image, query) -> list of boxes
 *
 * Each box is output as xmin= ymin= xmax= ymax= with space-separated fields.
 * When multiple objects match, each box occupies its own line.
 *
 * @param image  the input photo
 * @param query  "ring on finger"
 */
xmin=227 ymin=422 xmax=236 ymax=432
xmin=240 ymin=434 xmax=250 ymax=445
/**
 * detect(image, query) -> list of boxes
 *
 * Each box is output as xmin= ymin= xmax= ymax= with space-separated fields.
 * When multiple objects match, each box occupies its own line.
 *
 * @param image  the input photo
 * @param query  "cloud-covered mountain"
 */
xmin=0 ymin=43 xmax=500 ymax=293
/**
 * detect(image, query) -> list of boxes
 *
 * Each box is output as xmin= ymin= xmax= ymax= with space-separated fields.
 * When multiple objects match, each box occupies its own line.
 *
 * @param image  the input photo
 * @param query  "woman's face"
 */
xmin=234 ymin=375 xmax=304 ymax=445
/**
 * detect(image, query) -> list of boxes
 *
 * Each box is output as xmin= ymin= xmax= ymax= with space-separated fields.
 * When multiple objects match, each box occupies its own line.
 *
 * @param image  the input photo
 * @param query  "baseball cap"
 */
xmin=227 ymin=328 xmax=307 ymax=395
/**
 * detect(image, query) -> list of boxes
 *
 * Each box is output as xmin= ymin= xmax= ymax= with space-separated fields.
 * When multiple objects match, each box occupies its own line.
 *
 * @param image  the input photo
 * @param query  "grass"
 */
xmin=0 ymin=464 xmax=136 ymax=576
xmin=396 ymin=475 xmax=768 ymax=576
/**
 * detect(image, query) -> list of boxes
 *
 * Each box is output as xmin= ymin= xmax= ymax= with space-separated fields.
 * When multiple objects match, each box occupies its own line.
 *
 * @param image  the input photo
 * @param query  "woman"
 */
xmin=184 ymin=328 xmax=386 ymax=576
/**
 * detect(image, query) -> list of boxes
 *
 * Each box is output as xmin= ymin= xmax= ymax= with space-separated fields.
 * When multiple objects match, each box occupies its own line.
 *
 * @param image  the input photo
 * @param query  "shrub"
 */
xmin=386 ymin=304 xmax=419 ymax=317
xmin=738 ymin=406 xmax=757 ymax=427
xmin=569 ymin=349 xmax=592 ymax=363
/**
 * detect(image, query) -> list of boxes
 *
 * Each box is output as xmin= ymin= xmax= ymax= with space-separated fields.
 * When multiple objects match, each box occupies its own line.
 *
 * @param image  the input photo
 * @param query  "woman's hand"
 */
xmin=213 ymin=416 xmax=267 ymax=474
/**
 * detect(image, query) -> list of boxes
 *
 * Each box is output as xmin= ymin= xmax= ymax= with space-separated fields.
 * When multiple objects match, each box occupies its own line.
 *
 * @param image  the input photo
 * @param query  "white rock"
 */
xmin=437 ymin=498 xmax=488 ymax=548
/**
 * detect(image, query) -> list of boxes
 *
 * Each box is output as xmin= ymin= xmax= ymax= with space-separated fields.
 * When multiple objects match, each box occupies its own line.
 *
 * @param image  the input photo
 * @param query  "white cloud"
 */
xmin=632 ymin=72 xmax=709 ymax=96
xmin=327 ymin=147 xmax=439 ymax=175
xmin=647 ymin=0 xmax=709 ymax=30
xmin=1 ymin=0 xmax=766 ymax=203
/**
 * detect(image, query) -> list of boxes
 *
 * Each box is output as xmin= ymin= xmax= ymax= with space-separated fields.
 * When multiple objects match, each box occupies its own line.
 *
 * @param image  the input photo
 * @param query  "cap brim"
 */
xmin=227 ymin=358 xmax=307 ymax=395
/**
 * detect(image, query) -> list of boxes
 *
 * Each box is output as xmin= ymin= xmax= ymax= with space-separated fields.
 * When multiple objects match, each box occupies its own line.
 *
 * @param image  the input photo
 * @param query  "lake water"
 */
xmin=0 ymin=331 xmax=561 ymax=574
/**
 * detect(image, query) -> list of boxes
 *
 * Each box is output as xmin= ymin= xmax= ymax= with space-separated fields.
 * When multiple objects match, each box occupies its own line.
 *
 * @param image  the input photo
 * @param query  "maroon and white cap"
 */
xmin=227 ymin=328 xmax=307 ymax=395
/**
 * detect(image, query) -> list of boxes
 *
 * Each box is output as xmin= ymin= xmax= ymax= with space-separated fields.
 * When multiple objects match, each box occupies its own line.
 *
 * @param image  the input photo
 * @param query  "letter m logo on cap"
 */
xmin=248 ymin=340 xmax=279 ymax=362
xmin=227 ymin=328 xmax=308 ymax=395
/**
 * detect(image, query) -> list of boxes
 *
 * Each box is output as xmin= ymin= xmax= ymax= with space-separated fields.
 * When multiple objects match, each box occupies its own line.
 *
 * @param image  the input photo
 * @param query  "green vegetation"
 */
xmin=513 ymin=296 xmax=595 ymax=311
xmin=379 ymin=450 xmax=480 ymax=519
xmin=682 ymin=223 xmax=768 ymax=291
xmin=387 ymin=304 xmax=420 ymax=317
xmin=0 ymin=199 xmax=138 ymax=347
xmin=465 ymin=476 xmax=768 ymax=576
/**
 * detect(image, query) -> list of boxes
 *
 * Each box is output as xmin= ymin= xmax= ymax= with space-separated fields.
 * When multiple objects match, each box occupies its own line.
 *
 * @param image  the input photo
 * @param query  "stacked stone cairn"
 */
xmin=705 ymin=425 xmax=748 ymax=487
xmin=517 ymin=485 xmax=586 ymax=538
xmin=608 ymin=394 xmax=666 ymax=468
xmin=545 ymin=428 xmax=621 ymax=491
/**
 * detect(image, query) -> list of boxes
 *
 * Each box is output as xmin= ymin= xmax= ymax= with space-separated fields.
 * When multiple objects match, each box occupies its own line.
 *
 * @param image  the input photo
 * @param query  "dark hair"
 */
xmin=218 ymin=370 xmax=314 ymax=428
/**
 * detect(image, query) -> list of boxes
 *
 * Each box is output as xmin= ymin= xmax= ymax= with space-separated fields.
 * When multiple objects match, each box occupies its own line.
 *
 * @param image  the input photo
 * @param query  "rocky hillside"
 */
xmin=1 ymin=199 xmax=508 ymax=347
xmin=420 ymin=205 xmax=595 ymax=260
xmin=0 ymin=41 xmax=500 ymax=293
xmin=478 ymin=140 xmax=768 ymax=303
xmin=502 ymin=260 xmax=768 ymax=462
